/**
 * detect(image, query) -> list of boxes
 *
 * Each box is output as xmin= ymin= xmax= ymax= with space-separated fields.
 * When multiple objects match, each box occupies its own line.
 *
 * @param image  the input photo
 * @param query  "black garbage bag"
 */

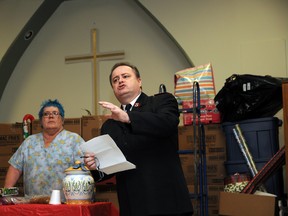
xmin=214 ymin=74 xmax=283 ymax=122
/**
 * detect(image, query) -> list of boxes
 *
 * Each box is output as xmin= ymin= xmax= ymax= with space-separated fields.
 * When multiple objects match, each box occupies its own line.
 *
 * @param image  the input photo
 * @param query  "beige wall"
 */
xmin=0 ymin=0 xmax=287 ymax=130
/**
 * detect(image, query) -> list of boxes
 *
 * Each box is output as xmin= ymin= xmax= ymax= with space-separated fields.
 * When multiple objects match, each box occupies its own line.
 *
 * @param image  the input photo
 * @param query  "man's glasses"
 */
xmin=43 ymin=111 xmax=60 ymax=118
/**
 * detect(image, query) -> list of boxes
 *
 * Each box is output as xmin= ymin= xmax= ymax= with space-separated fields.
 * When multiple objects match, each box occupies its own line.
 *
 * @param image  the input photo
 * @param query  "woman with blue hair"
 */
xmin=4 ymin=99 xmax=84 ymax=201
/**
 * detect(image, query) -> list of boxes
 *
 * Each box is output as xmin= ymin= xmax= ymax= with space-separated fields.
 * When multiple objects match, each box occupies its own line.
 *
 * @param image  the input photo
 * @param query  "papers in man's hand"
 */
xmin=80 ymin=134 xmax=136 ymax=175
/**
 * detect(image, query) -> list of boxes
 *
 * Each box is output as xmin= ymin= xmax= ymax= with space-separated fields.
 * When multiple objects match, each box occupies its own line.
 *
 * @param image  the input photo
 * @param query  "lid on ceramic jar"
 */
xmin=65 ymin=160 xmax=90 ymax=174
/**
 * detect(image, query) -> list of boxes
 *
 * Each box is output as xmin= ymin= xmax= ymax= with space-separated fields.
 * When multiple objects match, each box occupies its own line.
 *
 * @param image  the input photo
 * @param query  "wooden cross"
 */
xmin=65 ymin=29 xmax=125 ymax=114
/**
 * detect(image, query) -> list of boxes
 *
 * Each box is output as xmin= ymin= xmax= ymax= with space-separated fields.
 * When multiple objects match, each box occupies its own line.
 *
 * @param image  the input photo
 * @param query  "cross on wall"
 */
xmin=65 ymin=29 xmax=125 ymax=114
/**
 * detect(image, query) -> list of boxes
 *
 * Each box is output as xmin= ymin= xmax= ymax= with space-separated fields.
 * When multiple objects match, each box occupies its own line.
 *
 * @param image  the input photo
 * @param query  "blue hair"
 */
xmin=38 ymin=99 xmax=65 ymax=119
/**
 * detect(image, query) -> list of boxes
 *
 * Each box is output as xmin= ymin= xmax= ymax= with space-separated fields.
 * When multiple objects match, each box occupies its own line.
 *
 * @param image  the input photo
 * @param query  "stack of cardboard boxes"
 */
xmin=0 ymin=123 xmax=24 ymax=195
xmin=178 ymin=124 xmax=227 ymax=215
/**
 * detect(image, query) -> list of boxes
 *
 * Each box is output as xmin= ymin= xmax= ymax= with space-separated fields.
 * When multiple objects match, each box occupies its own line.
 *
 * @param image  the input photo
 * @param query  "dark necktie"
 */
xmin=125 ymin=104 xmax=132 ymax=112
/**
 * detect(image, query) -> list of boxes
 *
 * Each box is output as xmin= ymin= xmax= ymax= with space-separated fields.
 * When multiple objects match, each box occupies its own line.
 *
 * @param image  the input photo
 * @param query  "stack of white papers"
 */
xmin=80 ymin=134 xmax=136 ymax=174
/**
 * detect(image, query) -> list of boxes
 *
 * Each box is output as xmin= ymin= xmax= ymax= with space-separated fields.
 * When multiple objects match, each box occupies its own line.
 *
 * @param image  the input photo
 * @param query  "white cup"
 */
xmin=49 ymin=190 xmax=61 ymax=205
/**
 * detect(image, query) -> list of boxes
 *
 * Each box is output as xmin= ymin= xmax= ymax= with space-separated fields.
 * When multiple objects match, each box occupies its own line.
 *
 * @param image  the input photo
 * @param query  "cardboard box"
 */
xmin=180 ymin=154 xmax=226 ymax=186
xmin=192 ymin=202 xmax=219 ymax=216
xmin=0 ymin=123 xmax=24 ymax=193
xmin=188 ymin=185 xmax=223 ymax=204
xmin=0 ymin=157 xmax=11 ymax=178
xmin=81 ymin=115 xmax=109 ymax=141
xmin=189 ymin=185 xmax=223 ymax=215
xmin=218 ymin=192 xmax=276 ymax=216
xmin=0 ymin=123 xmax=24 ymax=156
xmin=178 ymin=124 xmax=226 ymax=152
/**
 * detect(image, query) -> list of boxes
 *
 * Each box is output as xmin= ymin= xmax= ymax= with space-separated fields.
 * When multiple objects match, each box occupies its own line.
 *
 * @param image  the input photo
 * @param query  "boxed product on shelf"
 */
xmin=181 ymin=99 xmax=221 ymax=125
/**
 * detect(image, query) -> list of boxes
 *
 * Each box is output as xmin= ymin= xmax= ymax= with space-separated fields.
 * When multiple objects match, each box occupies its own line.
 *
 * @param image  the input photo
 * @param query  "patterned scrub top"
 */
xmin=8 ymin=130 xmax=85 ymax=199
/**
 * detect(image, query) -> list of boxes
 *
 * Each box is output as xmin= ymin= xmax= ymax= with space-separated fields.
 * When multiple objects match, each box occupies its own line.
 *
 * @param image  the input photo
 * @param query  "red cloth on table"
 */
xmin=0 ymin=202 xmax=119 ymax=216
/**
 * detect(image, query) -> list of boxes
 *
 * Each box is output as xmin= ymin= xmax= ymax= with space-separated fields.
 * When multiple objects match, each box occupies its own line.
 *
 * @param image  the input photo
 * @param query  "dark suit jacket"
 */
xmin=97 ymin=92 xmax=193 ymax=216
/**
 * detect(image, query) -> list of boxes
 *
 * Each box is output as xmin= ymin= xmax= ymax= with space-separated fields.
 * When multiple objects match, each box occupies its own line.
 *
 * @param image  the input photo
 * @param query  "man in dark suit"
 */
xmin=84 ymin=62 xmax=193 ymax=216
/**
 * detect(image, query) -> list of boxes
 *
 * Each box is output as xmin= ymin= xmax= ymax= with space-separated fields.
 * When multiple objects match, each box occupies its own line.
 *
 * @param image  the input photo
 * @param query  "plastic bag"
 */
xmin=214 ymin=74 xmax=283 ymax=122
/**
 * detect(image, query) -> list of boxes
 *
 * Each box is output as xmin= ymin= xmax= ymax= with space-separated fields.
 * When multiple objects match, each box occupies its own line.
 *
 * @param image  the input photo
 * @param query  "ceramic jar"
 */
xmin=63 ymin=161 xmax=95 ymax=204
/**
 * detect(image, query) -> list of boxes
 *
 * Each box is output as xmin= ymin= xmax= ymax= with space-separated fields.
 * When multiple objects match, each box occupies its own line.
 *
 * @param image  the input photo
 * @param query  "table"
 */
xmin=0 ymin=202 xmax=119 ymax=216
